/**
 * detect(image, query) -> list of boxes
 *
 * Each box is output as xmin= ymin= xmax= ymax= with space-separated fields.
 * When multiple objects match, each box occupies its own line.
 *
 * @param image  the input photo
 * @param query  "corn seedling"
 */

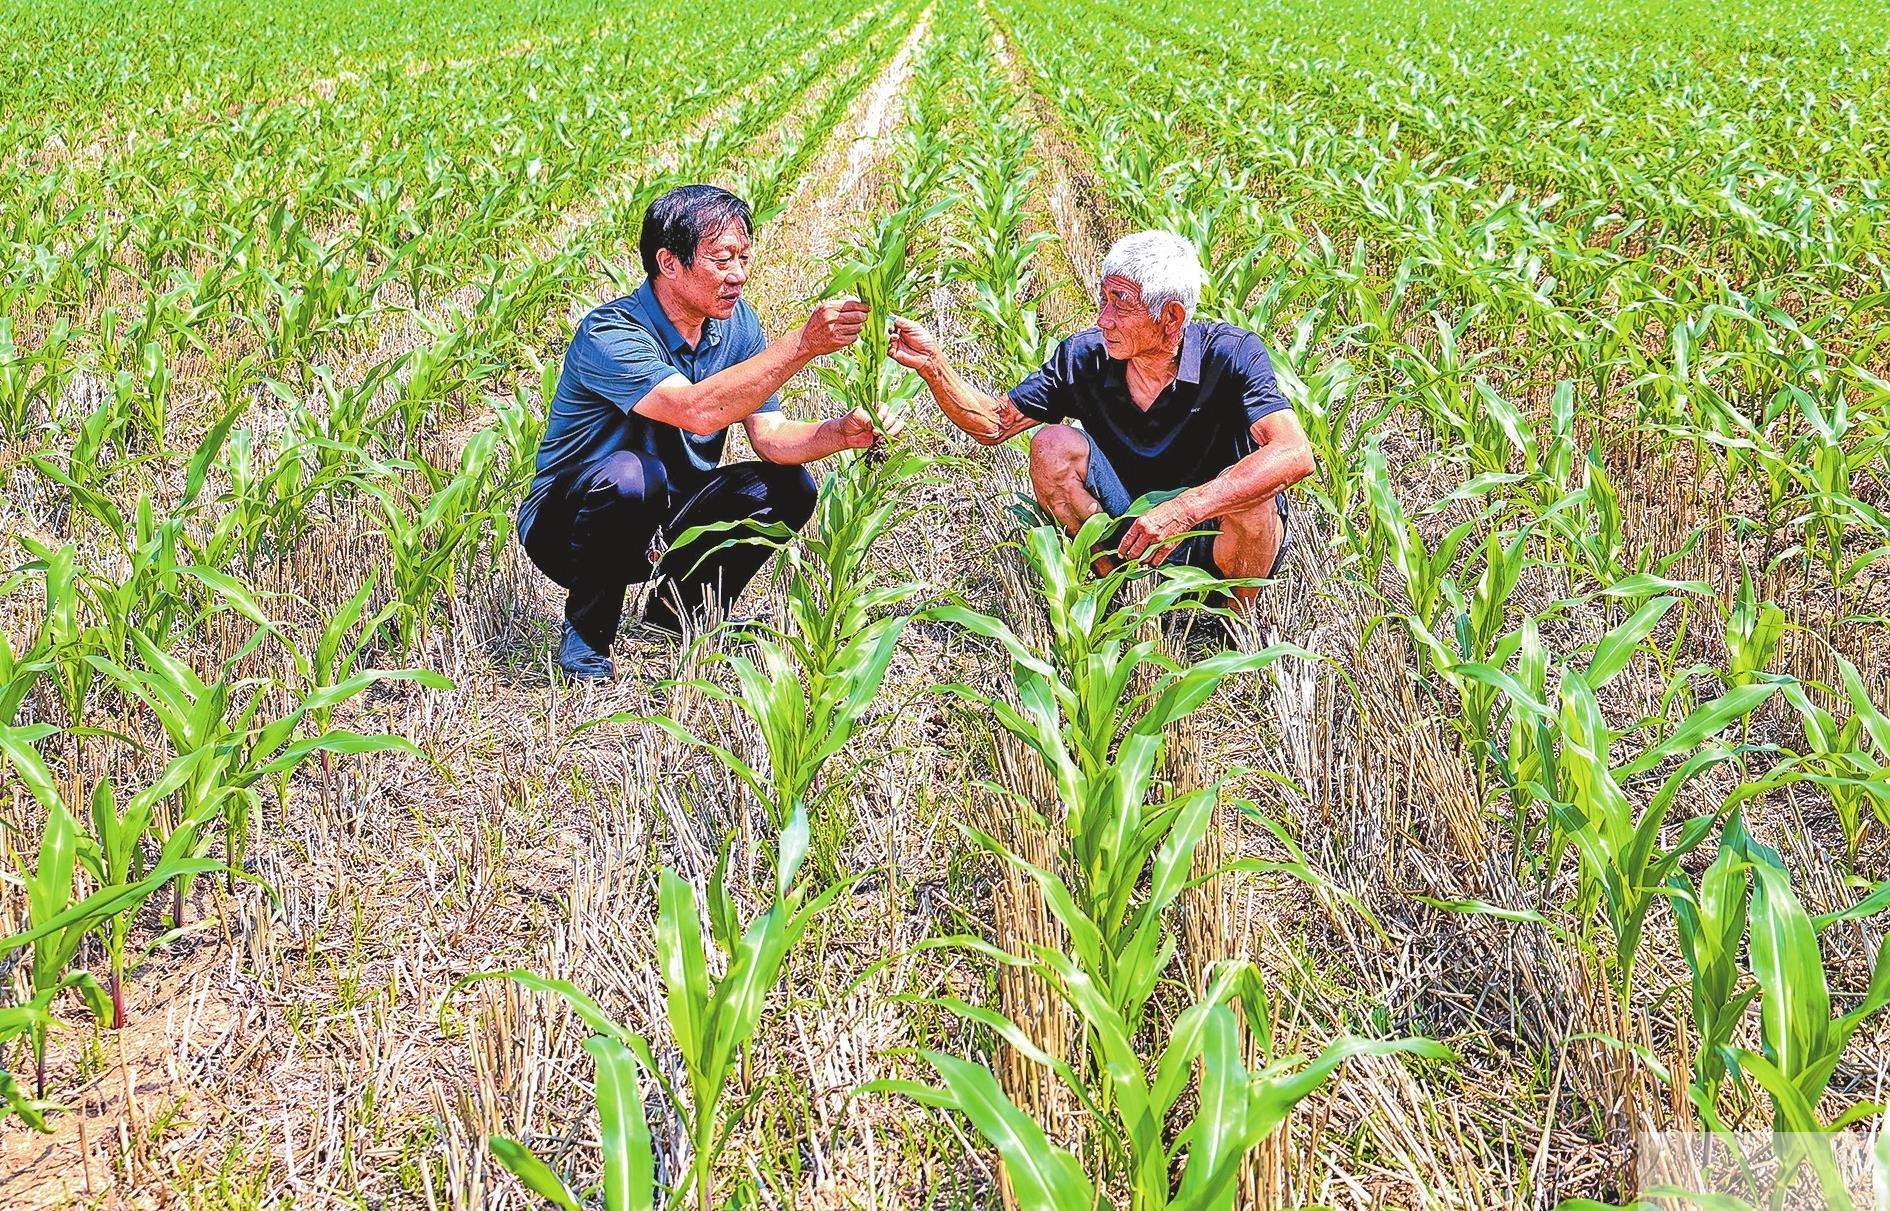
xmin=471 ymin=804 xmax=850 ymax=1208
xmin=879 ymin=956 xmax=1449 ymax=1209
xmin=0 ymin=725 xmax=225 ymax=1106
xmin=361 ymin=429 xmax=500 ymax=650
xmin=818 ymin=196 xmax=952 ymax=450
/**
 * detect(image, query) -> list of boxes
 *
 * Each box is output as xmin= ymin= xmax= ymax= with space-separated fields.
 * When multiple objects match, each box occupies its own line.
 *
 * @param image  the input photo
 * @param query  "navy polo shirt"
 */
xmin=1008 ymin=322 xmax=1293 ymax=505
xmin=517 ymin=280 xmax=780 ymax=542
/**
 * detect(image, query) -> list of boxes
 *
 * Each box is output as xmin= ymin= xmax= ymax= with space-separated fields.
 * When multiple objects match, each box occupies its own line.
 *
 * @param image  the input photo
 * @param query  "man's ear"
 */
xmin=1161 ymin=299 xmax=1189 ymax=335
xmin=654 ymin=247 xmax=681 ymax=279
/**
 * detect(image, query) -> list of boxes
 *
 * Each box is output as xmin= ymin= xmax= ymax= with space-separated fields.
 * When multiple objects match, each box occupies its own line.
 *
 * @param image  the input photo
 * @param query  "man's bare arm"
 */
xmin=1117 ymin=409 xmax=1315 ymax=565
xmin=744 ymin=405 xmax=902 ymax=464
xmin=633 ymin=300 xmax=868 ymax=436
xmin=889 ymin=317 xmax=1039 ymax=445
xmin=1175 ymin=409 xmax=1316 ymax=523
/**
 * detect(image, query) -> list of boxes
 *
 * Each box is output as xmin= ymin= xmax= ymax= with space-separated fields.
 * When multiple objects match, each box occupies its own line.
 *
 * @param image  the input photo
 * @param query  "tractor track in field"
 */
xmin=980 ymin=3 xmax=1124 ymax=299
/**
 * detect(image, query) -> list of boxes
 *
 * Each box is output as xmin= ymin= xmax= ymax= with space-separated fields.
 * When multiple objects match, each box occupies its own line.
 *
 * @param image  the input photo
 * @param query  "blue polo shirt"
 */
xmin=517 ymin=280 xmax=780 ymax=542
xmin=1008 ymin=322 xmax=1293 ymax=504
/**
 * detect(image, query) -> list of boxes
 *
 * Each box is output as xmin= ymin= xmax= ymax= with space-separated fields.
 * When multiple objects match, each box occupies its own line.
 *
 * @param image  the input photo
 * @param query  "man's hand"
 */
xmin=831 ymin=405 xmax=905 ymax=449
xmin=799 ymin=299 xmax=871 ymax=358
xmin=1117 ymin=495 xmax=1200 ymax=566
xmin=888 ymin=317 xmax=945 ymax=374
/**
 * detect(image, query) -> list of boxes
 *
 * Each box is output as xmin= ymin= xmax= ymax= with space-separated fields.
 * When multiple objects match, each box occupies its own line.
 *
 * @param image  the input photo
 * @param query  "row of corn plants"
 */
xmin=882 ymin=511 xmax=1448 ymax=1207
xmin=459 ymin=19 xmax=969 ymax=1206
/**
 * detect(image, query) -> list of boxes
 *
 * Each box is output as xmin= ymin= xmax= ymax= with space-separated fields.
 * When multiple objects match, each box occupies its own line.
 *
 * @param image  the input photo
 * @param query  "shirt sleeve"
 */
xmin=737 ymin=306 xmax=782 ymax=414
xmin=567 ymin=316 xmax=683 ymax=416
xmin=1007 ymin=335 xmax=1082 ymax=423
xmin=1234 ymin=332 xmax=1293 ymax=426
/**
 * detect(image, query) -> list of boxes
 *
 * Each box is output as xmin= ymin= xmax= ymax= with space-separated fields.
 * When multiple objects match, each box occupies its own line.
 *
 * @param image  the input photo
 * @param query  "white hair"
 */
xmin=1100 ymin=230 xmax=1204 ymax=322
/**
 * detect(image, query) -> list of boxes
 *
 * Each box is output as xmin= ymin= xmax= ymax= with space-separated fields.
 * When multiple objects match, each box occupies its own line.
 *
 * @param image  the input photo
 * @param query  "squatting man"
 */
xmin=519 ymin=186 xmax=1313 ymax=681
xmin=891 ymin=229 xmax=1314 ymax=597
xmin=516 ymin=184 xmax=898 ymax=681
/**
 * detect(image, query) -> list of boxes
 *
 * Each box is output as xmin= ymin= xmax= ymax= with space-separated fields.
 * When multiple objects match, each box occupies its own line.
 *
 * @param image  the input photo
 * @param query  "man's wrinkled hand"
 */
xmin=887 ymin=316 xmax=944 ymax=373
xmin=1116 ymin=496 xmax=1200 ymax=566
xmin=835 ymin=405 xmax=903 ymax=449
xmin=801 ymin=299 xmax=870 ymax=357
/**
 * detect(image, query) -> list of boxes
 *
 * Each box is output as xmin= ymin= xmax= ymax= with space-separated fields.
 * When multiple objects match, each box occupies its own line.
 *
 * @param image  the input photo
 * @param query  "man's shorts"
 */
xmin=1080 ymin=427 xmax=1291 ymax=579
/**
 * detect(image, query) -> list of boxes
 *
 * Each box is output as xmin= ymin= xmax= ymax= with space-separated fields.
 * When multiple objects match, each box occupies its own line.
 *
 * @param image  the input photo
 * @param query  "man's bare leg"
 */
xmin=1212 ymin=497 xmax=1286 ymax=611
xmin=1029 ymin=424 xmax=1108 ymax=534
xmin=1028 ymin=425 xmax=1122 ymax=573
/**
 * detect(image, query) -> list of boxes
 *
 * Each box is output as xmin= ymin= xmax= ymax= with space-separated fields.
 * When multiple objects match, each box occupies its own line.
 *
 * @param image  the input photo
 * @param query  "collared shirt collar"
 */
xmin=632 ymin=279 xmax=719 ymax=355
xmin=1176 ymin=322 xmax=1204 ymax=386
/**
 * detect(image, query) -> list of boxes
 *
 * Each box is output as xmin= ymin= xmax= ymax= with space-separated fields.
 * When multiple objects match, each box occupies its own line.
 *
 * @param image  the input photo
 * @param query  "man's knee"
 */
xmin=1214 ymin=499 xmax=1286 ymax=576
xmin=755 ymin=462 xmax=818 ymax=530
xmin=1028 ymin=424 xmax=1088 ymax=484
xmin=589 ymin=450 xmax=666 ymax=506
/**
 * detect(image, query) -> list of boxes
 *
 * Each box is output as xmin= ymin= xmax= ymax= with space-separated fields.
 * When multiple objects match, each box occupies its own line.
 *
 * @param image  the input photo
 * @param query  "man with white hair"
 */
xmin=890 ymin=230 xmax=1313 ymax=603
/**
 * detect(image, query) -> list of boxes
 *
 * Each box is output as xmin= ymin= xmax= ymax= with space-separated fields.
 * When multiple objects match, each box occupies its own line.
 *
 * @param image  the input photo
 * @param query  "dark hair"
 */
xmin=639 ymin=185 xmax=753 ymax=278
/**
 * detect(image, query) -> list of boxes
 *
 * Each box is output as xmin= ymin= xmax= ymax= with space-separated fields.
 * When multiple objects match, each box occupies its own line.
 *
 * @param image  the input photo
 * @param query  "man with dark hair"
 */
xmin=518 ymin=184 xmax=889 ymax=680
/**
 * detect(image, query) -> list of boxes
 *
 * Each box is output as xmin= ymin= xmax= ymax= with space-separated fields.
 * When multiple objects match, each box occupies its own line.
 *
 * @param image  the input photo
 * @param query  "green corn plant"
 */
xmin=492 ymin=350 xmax=554 ymax=499
xmin=1779 ymin=657 xmax=1890 ymax=857
xmin=649 ymin=808 xmax=852 ymax=1208
xmin=275 ymin=360 xmax=400 ymax=477
xmin=1552 ymin=668 xmax=1788 ymax=997
xmin=0 ymin=725 xmax=224 ymax=1103
xmin=1270 ymin=329 xmax=1388 ymax=562
xmin=0 ymin=315 xmax=76 ymax=441
xmin=121 ymin=339 xmax=173 ymax=450
xmin=21 ymin=476 xmax=274 ymax=696
xmin=280 ymin=572 xmax=406 ymax=805
xmin=633 ymin=615 xmax=907 ymax=838
xmin=932 ymin=515 xmax=1325 ymax=1046
xmin=361 ymin=429 xmax=499 ymax=650
xmin=1569 ymin=450 xmax=1627 ymax=588
xmin=87 ymin=623 xmax=447 ymax=917
xmin=1391 ymin=311 xmax=1494 ymax=460
xmin=876 ymin=957 xmax=1449 ymax=1211
xmin=472 ymin=804 xmax=850 ymax=1208
xmin=1442 ymin=526 xmax=1531 ymax=793
xmin=817 ymin=197 xmax=951 ymax=447
xmin=1735 ymin=845 xmax=1890 ymax=1208
xmin=1532 ymin=379 xmax=1581 ymax=513
xmin=1 ymin=727 xmax=229 ymax=1034
xmin=41 ymin=392 xmax=133 ymax=502
xmin=1363 ymin=442 xmax=1482 ymax=669
xmin=945 ymin=70 xmax=1059 ymax=384
xmin=1723 ymin=567 xmax=1787 ymax=687
xmin=607 ymin=489 xmax=922 ymax=872
xmin=378 ymin=319 xmax=495 ymax=444
xmin=218 ymin=425 xmax=350 ymax=571
xmin=1775 ymin=378 xmax=1890 ymax=590
xmin=16 ymin=538 xmax=105 ymax=726
xmin=1496 ymin=615 xmax=1559 ymax=852
xmin=599 ymin=438 xmax=928 ymax=870
xmin=1666 ymin=811 xmax=1764 ymax=1108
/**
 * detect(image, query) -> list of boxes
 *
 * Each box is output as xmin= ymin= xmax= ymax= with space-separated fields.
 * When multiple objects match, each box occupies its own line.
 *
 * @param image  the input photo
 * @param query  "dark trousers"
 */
xmin=523 ymin=452 xmax=818 ymax=647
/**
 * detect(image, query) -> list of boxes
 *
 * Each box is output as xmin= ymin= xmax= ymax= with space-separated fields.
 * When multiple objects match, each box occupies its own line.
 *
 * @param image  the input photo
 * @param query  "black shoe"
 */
xmin=555 ymin=619 xmax=614 ymax=681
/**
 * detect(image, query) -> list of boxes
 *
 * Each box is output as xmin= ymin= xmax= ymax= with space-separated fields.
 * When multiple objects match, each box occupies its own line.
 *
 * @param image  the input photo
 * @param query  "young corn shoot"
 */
xmin=473 ymin=805 xmax=850 ymax=1208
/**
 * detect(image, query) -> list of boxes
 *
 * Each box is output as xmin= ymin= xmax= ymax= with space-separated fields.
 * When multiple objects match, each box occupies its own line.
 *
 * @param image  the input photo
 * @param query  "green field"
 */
xmin=2 ymin=0 xmax=1888 ymax=1205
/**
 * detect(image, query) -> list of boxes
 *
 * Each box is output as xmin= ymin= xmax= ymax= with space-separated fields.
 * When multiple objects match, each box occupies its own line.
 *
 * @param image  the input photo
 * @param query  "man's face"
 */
xmin=659 ymin=222 xmax=753 ymax=322
xmin=1095 ymin=274 xmax=1178 ymax=359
